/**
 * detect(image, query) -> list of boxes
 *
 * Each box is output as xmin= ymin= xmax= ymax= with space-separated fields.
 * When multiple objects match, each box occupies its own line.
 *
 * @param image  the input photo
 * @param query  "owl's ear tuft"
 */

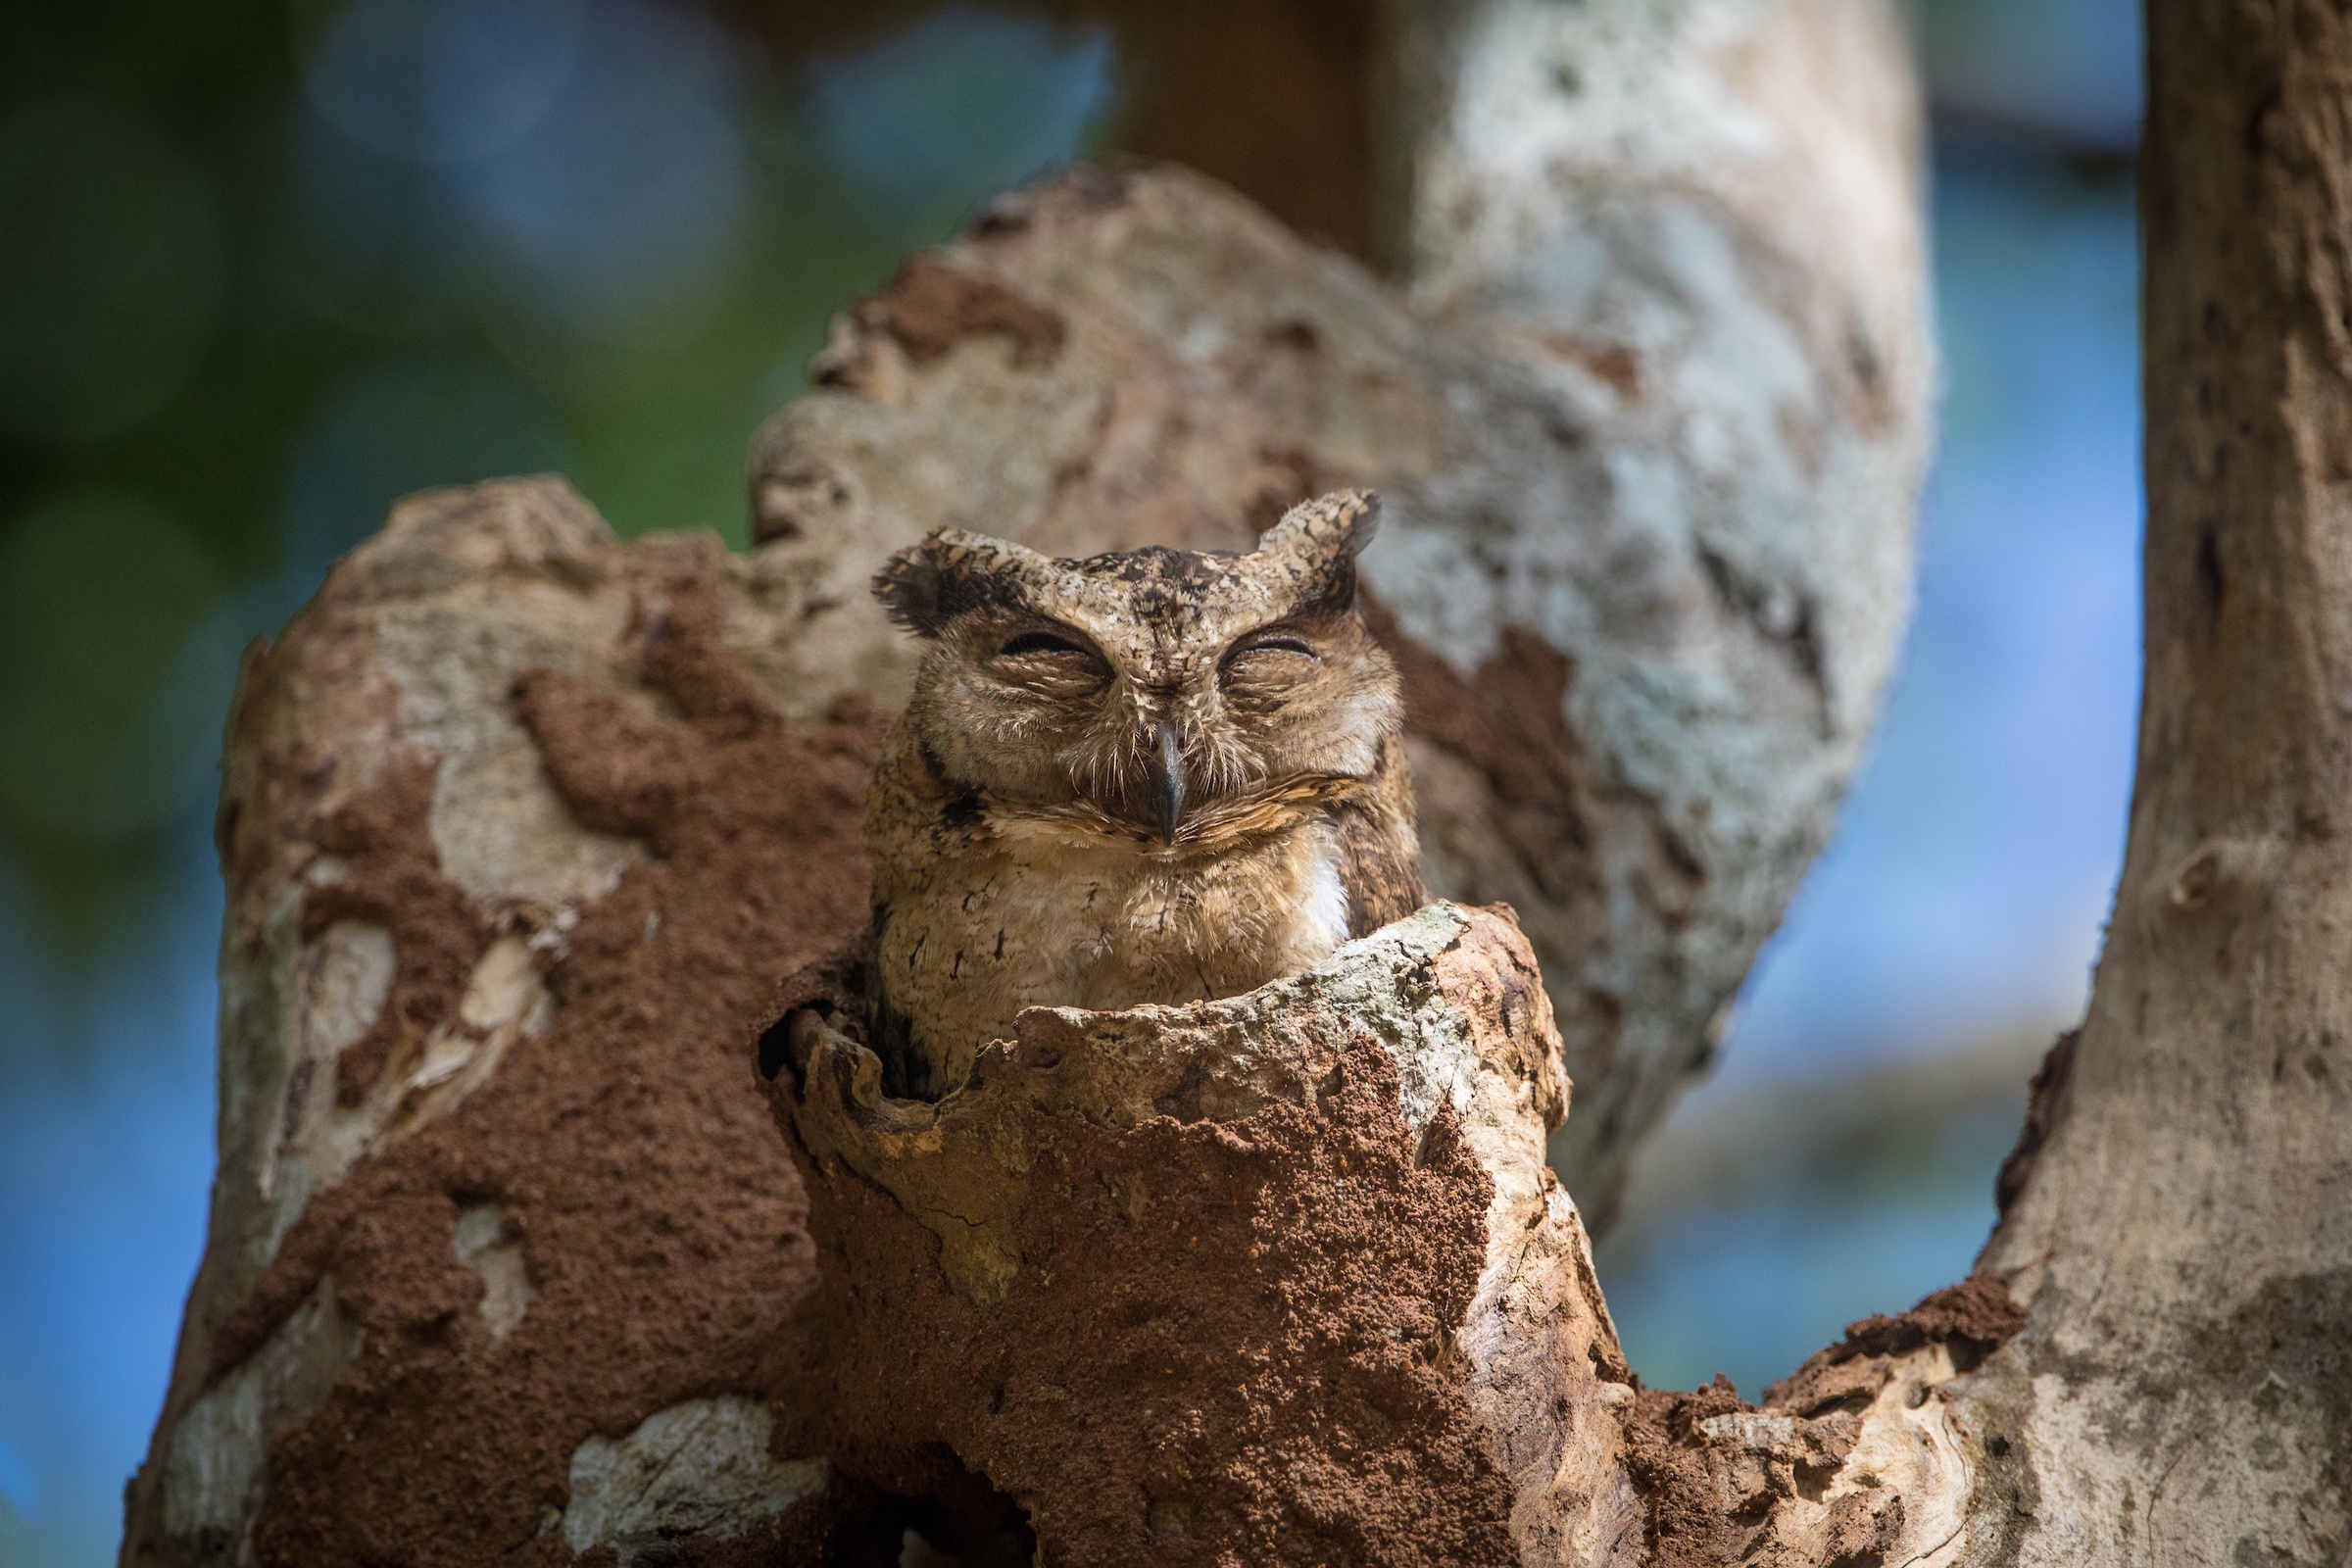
xmin=873 ymin=540 xmax=950 ymax=636
xmin=1257 ymin=489 xmax=1381 ymax=566
xmin=1257 ymin=490 xmax=1380 ymax=611
xmin=872 ymin=528 xmax=1046 ymax=636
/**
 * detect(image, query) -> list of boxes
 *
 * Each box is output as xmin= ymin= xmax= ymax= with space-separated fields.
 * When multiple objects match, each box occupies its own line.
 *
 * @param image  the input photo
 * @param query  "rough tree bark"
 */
xmin=121 ymin=1 xmax=1943 ymax=1564
xmin=1949 ymin=3 xmax=2352 ymax=1558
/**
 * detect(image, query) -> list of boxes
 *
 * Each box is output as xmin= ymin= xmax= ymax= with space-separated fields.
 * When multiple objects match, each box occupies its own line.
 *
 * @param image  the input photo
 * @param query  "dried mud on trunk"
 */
xmin=206 ymin=570 xmax=888 ymax=1567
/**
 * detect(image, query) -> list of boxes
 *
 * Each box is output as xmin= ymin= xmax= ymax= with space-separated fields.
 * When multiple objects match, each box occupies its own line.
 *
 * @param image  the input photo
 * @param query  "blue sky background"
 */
xmin=1707 ymin=143 xmax=2140 ymax=1097
xmin=0 ymin=2 xmax=2145 ymax=1559
xmin=1599 ymin=0 xmax=2144 ymax=1394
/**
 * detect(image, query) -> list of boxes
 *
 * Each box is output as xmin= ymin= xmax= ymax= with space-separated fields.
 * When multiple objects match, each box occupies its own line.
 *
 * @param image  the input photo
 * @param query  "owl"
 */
xmin=860 ymin=489 xmax=1427 ymax=1099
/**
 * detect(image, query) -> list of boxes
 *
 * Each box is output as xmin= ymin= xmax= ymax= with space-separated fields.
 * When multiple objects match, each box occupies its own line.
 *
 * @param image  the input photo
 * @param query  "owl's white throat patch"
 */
xmin=1298 ymin=842 xmax=1351 ymax=955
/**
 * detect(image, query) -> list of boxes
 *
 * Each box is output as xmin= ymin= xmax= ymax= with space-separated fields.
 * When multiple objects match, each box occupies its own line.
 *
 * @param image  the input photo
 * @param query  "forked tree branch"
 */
xmin=122 ymin=1 xmax=1946 ymax=1562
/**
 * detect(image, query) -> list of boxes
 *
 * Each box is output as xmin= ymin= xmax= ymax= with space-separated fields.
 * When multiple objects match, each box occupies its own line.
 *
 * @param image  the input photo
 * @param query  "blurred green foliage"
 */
xmin=0 ymin=0 xmax=1116 ymax=977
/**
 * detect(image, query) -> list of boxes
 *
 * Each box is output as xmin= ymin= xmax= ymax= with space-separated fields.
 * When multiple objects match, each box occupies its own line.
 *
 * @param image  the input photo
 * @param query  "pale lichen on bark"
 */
xmin=127 ymin=1 xmax=2352 ymax=1562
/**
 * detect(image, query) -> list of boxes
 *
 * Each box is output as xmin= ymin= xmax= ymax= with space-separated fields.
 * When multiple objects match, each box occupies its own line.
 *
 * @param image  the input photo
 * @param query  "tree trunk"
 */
xmin=1953 ymin=3 xmax=2352 ymax=1559
xmin=120 ymin=1 xmax=1937 ymax=1564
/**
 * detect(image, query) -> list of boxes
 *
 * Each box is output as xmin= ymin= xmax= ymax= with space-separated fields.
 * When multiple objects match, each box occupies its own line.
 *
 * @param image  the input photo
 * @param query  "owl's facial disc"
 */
xmin=935 ymin=600 xmax=1380 ymax=842
xmin=875 ymin=491 xmax=1399 ymax=842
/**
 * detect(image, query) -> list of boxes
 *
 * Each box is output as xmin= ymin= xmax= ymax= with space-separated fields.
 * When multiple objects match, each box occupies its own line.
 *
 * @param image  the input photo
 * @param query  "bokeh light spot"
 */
xmin=448 ymin=0 xmax=748 ymax=331
xmin=300 ymin=0 xmax=586 ymax=166
xmin=296 ymin=0 xmax=747 ymax=333
xmin=808 ymin=10 xmax=1116 ymax=219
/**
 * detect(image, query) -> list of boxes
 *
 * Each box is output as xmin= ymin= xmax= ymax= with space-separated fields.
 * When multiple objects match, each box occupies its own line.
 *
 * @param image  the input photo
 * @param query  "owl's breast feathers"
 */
xmin=1327 ymin=751 xmax=1427 ymax=937
xmin=859 ymin=726 xmax=1426 ymax=1094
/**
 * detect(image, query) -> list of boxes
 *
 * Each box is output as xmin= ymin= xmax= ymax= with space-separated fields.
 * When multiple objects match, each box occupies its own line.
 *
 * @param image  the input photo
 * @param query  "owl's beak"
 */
xmin=1151 ymin=721 xmax=1187 ymax=842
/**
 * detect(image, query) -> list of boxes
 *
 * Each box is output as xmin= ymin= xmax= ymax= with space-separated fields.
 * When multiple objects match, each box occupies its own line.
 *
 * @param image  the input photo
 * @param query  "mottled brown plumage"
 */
xmin=863 ymin=490 xmax=1426 ymax=1097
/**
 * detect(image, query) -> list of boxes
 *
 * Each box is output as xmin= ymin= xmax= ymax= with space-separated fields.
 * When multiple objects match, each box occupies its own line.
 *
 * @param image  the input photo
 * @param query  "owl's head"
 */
xmin=873 ymin=490 xmax=1402 ymax=843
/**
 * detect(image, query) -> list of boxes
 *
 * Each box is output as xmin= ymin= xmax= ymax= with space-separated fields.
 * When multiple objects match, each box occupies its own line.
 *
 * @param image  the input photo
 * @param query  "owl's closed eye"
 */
xmin=875 ymin=491 xmax=1399 ymax=838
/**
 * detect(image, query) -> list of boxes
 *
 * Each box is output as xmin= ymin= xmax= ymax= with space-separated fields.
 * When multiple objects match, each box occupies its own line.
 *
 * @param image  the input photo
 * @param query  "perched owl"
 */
xmin=861 ymin=490 xmax=1426 ymax=1098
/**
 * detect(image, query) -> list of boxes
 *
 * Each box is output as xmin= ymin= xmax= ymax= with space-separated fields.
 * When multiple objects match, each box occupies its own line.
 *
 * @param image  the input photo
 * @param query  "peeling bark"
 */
xmin=122 ymin=1 xmax=2352 ymax=1562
